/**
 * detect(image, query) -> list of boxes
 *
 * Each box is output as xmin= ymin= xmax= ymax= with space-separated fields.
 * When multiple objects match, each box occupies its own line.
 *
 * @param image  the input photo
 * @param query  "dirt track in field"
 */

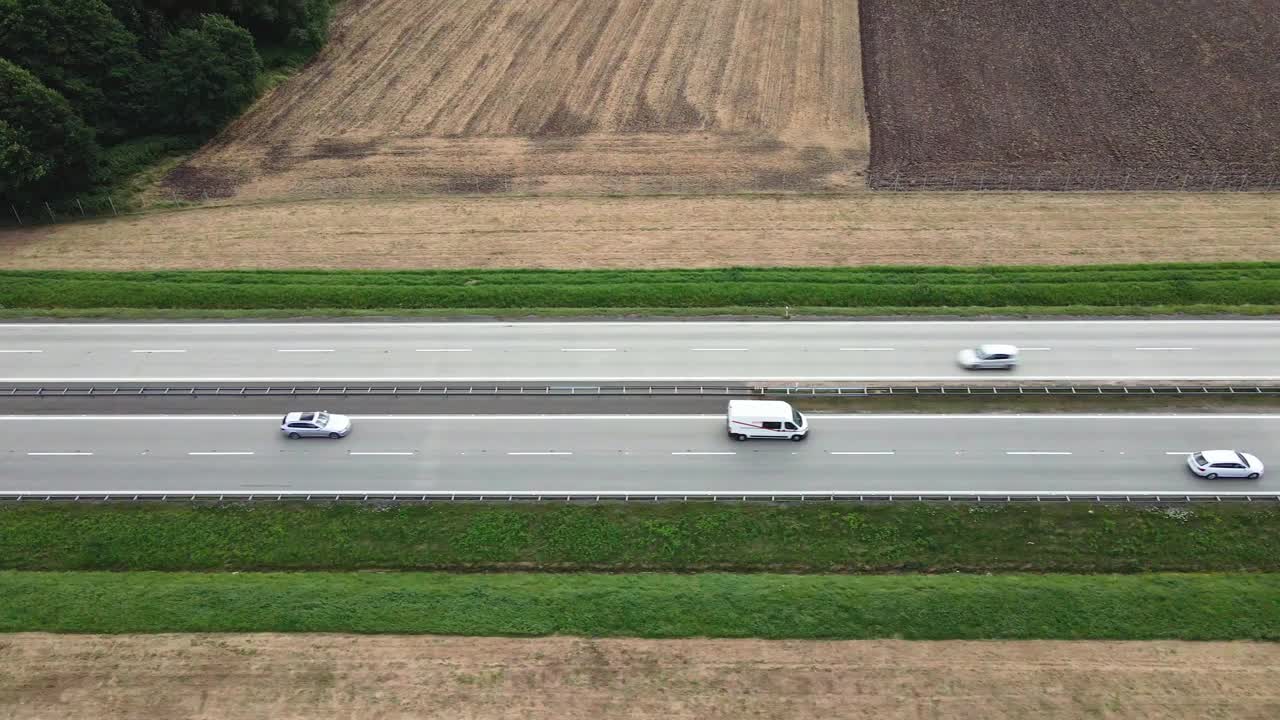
xmin=2 ymin=192 xmax=1277 ymax=270
xmin=2 ymin=634 xmax=1278 ymax=719
xmin=860 ymin=0 xmax=1280 ymax=190
xmin=164 ymin=0 xmax=867 ymax=202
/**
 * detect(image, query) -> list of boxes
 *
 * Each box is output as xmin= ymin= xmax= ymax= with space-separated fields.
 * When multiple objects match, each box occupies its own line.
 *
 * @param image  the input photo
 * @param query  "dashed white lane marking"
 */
xmin=415 ymin=348 xmax=472 ymax=353
xmin=1165 ymin=451 xmax=1193 ymax=455
xmin=839 ymin=347 xmax=895 ymax=352
xmin=1006 ymin=451 xmax=1073 ymax=456
xmin=27 ymin=452 xmax=93 ymax=456
xmin=276 ymin=349 xmax=335 ymax=353
xmin=507 ymin=451 xmax=573 ymax=456
xmin=672 ymin=451 xmax=737 ymax=456
xmin=691 ymin=348 xmax=749 ymax=352
xmin=1021 ymin=347 xmax=1053 ymax=351
xmin=830 ymin=451 xmax=896 ymax=455
xmin=350 ymin=451 xmax=415 ymax=456
xmin=131 ymin=349 xmax=186 ymax=354
xmin=187 ymin=451 xmax=255 ymax=456
xmin=1134 ymin=347 xmax=1195 ymax=351
xmin=560 ymin=348 xmax=616 ymax=352
xmin=0 ymin=349 xmax=42 ymax=353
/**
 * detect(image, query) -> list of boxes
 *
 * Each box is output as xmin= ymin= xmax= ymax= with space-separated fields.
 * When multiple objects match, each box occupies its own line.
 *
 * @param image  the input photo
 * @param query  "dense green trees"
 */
xmin=0 ymin=59 xmax=99 ymax=197
xmin=1 ymin=0 xmax=331 ymax=205
xmin=152 ymin=14 xmax=262 ymax=132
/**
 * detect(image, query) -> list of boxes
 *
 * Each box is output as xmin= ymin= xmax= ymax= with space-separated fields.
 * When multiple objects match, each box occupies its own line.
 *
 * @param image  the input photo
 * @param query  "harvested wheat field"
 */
xmin=860 ymin=0 xmax=1280 ymax=190
xmin=2 ymin=193 xmax=1277 ymax=270
xmin=165 ymin=0 xmax=867 ymax=203
xmin=2 ymin=635 xmax=1279 ymax=719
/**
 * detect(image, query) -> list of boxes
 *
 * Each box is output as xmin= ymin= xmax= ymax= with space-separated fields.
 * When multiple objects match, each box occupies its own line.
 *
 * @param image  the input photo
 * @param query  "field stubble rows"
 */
xmin=166 ymin=0 xmax=867 ymax=202
xmin=2 ymin=192 xmax=1277 ymax=270
xmin=3 ymin=634 xmax=1277 ymax=720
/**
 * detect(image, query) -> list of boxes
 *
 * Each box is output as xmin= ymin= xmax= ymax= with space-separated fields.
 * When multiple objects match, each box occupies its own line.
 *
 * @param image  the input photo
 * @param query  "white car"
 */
xmin=281 ymin=411 xmax=352 ymax=439
xmin=1186 ymin=450 xmax=1264 ymax=479
xmin=957 ymin=344 xmax=1019 ymax=370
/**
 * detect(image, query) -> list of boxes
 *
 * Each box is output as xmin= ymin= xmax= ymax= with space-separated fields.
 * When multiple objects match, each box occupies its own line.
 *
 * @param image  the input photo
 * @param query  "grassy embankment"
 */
xmin=5 ymin=502 xmax=1279 ymax=573
xmin=1 ymin=263 xmax=1278 ymax=317
xmin=5 ymin=502 xmax=1280 ymax=638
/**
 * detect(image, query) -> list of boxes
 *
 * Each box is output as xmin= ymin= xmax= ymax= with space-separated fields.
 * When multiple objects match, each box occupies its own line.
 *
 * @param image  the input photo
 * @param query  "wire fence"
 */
xmin=6 ymin=165 xmax=1279 ymax=228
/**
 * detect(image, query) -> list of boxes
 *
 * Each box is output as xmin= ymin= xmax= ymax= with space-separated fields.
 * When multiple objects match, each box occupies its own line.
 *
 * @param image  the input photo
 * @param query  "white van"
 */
xmin=727 ymin=400 xmax=809 ymax=441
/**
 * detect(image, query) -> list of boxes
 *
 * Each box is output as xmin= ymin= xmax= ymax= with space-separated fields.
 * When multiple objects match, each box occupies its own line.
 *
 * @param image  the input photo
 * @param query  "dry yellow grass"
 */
xmin=166 ymin=0 xmax=867 ymax=202
xmin=2 ymin=192 xmax=1277 ymax=270
xmin=2 ymin=635 xmax=1279 ymax=719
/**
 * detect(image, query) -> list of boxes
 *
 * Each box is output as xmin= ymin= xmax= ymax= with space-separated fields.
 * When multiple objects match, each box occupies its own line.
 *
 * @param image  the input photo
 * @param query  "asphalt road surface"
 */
xmin=3 ymin=414 xmax=1275 ymax=494
xmin=0 ymin=321 xmax=1277 ymax=382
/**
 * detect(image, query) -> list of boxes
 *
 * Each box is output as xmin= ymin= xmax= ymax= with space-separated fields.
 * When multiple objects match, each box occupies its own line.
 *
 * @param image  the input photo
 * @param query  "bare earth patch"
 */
xmin=164 ymin=0 xmax=867 ymax=202
xmin=1 ymin=634 xmax=1278 ymax=719
xmin=1 ymin=192 xmax=1277 ymax=270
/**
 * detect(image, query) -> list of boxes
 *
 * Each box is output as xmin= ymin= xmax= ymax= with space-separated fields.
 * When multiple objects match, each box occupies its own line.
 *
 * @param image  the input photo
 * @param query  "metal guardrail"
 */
xmin=1 ymin=491 xmax=1278 ymax=504
xmin=3 ymin=383 xmax=1280 ymax=397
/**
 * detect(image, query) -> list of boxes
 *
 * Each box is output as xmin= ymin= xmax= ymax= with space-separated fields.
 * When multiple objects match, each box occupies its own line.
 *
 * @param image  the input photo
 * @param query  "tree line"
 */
xmin=1 ymin=0 xmax=333 ymax=203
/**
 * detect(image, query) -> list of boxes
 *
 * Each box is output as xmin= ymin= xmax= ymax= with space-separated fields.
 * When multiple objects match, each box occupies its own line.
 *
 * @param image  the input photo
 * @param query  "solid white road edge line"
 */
xmin=130 ymin=349 xmax=186 ymax=353
xmin=672 ymin=451 xmax=736 ymax=456
xmin=415 ymin=349 xmax=472 ymax=353
xmin=0 ymin=350 xmax=43 ymax=353
xmin=187 ymin=451 xmax=255 ymax=456
xmin=507 ymin=451 xmax=572 ymax=456
xmin=26 ymin=452 xmax=93 ymax=456
xmin=349 ymin=451 xmax=415 ymax=456
xmin=7 ymin=375 xmax=1277 ymax=382
xmin=830 ymin=451 xmax=896 ymax=455
xmin=1 ymin=414 xmax=1279 ymax=421
xmin=1006 ymin=451 xmax=1073 ymax=455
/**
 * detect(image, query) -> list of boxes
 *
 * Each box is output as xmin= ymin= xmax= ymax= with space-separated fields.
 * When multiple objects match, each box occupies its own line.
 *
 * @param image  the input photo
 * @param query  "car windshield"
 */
xmin=316 ymin=412 xmax=330 ymax=426
xmin=1235 ymin=452 xmax=1250 ymax=465
xmin=976 ymin=347 xmax=993 ymax=359
xmin=1193 ymin=453 xmax=1207 ymax=465
xmin=792 ymin=409 xmax=804 ymax=426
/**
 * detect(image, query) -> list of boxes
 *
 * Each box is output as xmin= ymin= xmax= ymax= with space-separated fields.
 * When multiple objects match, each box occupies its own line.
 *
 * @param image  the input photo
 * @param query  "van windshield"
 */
xmin=792 ymin=409 xmax=804 ymax=426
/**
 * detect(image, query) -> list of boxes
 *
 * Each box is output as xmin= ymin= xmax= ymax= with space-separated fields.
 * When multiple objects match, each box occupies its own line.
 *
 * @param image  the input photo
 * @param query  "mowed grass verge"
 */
xmin=1 ymin=263 xmax=1278 ymax=314
xmin=3 ymin=571 xmax=1277 ymax=639
xmin=5 ymin=502 xmax=1280 ymax=573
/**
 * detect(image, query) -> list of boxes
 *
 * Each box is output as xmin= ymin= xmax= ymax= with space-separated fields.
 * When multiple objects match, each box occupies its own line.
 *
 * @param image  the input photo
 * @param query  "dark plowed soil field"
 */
xmin=860 ymin=0 xmax=1280 ymax=191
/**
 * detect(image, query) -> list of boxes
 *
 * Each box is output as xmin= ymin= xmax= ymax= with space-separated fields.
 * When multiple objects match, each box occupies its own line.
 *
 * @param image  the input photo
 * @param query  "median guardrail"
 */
xmin=3 ymin=383 xmax=1280 ymax=397
xmin=1 ymin=490 xmax=1278 ymax=503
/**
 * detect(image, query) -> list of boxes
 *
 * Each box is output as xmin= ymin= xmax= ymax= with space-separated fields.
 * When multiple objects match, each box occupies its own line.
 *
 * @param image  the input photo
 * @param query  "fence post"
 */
xmin=893 ymin=171 xmax=900 ymax=189
xmin=76 ymin=198 xmax=85 ymax=216
xmin=9 ymin=204 xmax=20 ymax=225
xmin=977 ymin=173 xmax=984 ymax=191
xmin=1240 ymin=172 xmax=1249 ymax=191
xmin=1181 ymin=173 xmax=1188 ymax=191
xmin=202 ymin=191 xmax=208 ymax=202
xmin=1122 ymin=173 xmax=1130 ymax=190
xmin=1209 ymin=172 xmax=1217 ymax=191
xmin=108 ymin=196 xmax=117 ymax=216
xmin=44 ymin=202 xmax=55 ymax=222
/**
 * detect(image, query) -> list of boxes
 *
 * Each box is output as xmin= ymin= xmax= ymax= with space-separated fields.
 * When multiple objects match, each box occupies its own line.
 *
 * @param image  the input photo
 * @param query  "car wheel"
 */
xmin=329 ymin=432 xmax=341 ymax=439
xmin=733 ymin=434 xmax=747 ymax=441
xmin=1249 ymin=472 xmax=1260 ymax=480
xmin=288 ymin=432 xmax=300 ymax=439
xmin=790 ymin=434 xmax=804 ymax=442
xmin=1205 ymin=473 xmax=1217 ymax=480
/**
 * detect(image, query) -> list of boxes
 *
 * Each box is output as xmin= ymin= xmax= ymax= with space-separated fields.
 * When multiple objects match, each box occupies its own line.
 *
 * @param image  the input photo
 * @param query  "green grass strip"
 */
xmin=1 ymin=263 xmax=1278 ymax=310
xmin=5 ymin=503 xmax=1279 ymax=573
xmin=3 ymin=571 xmax=1277 ymax=639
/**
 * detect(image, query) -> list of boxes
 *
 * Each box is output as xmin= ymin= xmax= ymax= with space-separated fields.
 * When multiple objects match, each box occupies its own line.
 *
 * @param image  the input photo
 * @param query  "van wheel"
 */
xmin=790 ymin=435 xmax=804 ymax=442
xmin=1205 ymin=473 xmax=1218 ymax=480
xmin=733 ymin=434 xmax=747 ymax=441
xmin=288 ymin=432 xmax=300 ymax=439
xmin=1249 ymin=472 xmax=1260 ymax=479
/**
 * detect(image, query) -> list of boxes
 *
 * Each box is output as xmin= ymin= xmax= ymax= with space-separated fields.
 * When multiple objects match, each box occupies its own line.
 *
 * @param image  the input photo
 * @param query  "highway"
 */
xmin=3 ymin=414 xmax=1276 ymax=494
xmin=0 ymin=320 xmax=1277 ymax=382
